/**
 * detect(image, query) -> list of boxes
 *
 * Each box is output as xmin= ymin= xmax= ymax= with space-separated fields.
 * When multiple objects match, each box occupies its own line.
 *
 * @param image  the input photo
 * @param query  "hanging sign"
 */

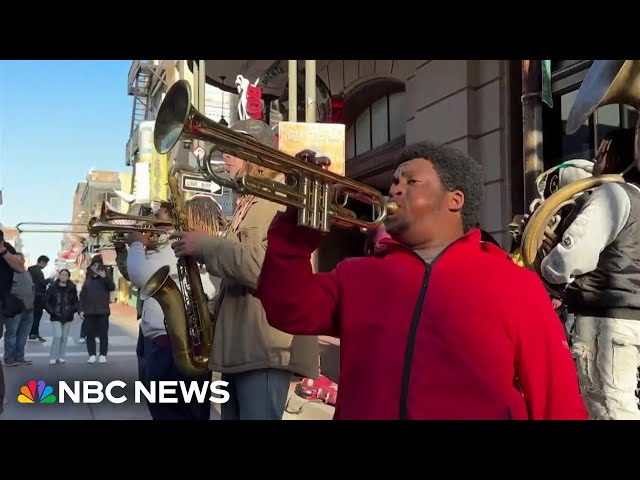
xmin=236 ymin=75 xmax=264 ymax=121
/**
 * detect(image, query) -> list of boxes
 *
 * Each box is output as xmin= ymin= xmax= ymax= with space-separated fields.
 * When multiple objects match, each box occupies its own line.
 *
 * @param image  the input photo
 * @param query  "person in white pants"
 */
xmin=45 ymin=269 xmax=78 ymax=365
xmin=541 ymin=128 xmax=640 ymax=420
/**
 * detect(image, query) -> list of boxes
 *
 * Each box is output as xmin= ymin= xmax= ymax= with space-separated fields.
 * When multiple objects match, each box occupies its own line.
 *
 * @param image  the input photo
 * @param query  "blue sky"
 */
xmin=0 ymin=60 xmax=132 ymax=266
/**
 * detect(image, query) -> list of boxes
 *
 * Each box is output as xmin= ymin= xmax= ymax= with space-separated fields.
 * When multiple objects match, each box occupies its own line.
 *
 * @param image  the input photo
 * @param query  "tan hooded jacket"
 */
xmin=196 ymin=195 xmax=319 ymax=379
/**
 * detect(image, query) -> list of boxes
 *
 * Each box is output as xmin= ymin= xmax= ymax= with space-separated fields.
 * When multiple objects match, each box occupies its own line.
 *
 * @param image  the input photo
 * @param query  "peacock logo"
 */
xmin=18 ymin=380 xmax=57 ymax=404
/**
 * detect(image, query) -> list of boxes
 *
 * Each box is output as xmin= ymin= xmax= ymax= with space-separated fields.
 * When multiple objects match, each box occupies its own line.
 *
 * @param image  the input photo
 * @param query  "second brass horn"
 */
xmin=86 ymin=216 xmax=169 ymax=238
xmin=565 ymin=60 xmax=640 ymax=136
xmin=154 ymin=79 xmax=397 ymax=232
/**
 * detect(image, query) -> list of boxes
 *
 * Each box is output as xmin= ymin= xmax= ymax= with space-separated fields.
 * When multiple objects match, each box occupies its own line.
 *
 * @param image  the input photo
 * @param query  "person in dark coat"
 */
xmin=45 ymin=269 xmax=78 ymax=365
xmin=78 ymin=256 xmax=115 ymax=364
xmin=28 ymin=255 xmax=51 ymax=343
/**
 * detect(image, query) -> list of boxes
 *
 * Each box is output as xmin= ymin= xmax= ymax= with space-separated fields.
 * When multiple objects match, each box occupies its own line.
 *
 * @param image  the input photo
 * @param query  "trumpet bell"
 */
xmin=566 ymin=60 xmax=640 ymax=135
xmin=155 ymin=81 xmax=192 ymax=154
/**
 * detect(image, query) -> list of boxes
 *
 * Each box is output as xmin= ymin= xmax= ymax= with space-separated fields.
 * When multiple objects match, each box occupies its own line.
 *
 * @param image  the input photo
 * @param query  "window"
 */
xmin=542 ymin=70 xmax=639 ymax=171
xmin=204 ymin=84 xmax=232 ymax=124
xmin=346 ymin=91 xmax=406 ymax=159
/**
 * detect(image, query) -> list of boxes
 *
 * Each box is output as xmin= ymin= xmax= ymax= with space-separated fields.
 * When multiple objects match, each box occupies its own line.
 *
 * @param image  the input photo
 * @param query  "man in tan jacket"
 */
xmin=172 ymin=119 xmax=319 ymax=420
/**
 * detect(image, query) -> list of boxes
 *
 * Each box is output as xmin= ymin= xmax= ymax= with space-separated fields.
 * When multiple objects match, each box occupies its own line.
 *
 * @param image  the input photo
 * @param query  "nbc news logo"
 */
xmin=17 ymin=379 xmax=230 ymax=404
xmin=18 ymin=380 xmax=57 ymax=404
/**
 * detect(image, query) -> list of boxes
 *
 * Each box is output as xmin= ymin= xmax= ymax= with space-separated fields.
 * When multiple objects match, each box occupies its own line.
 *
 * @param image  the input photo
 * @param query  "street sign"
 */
xmin=181 ymin=174 xmax=223 ymax=195
xmin=192 ymin=145 xmax=206 ymax=160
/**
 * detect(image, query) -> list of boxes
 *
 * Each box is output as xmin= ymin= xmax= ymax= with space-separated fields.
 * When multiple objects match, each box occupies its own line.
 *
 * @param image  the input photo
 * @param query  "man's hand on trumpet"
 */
xmin=125 ymin=231 xmax=150 ymax=246
xmin=293 ymin=149 xmax=357 ymax=219
xmin=294 ymin=149 xmax=331 ymax=170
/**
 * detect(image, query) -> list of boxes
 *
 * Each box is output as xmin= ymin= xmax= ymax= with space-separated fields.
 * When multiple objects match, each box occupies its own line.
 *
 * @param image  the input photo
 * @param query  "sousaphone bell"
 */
xmin=565 ymin=60 xmax=640 ymax=169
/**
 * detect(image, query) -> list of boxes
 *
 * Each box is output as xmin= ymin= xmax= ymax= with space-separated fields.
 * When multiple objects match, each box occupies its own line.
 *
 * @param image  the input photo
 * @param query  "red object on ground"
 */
xmin=295 ymin=375 xmax=338 ymax=406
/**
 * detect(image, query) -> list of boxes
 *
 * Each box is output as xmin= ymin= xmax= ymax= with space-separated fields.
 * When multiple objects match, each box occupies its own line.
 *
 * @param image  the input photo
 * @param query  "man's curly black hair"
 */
xmin=396 ymin=140 xmax=485 ymax=232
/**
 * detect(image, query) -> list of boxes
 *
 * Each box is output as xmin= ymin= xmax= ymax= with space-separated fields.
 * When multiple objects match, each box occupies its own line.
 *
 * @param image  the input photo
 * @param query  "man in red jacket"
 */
xmin=256 ymin=140 xmax=588 ymax=420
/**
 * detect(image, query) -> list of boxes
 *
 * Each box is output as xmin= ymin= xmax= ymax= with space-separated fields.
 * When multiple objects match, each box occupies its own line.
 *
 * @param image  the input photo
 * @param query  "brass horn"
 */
xmin=86 ymin=216 xmax=170 ymax=238
xmin=565 ymin=60 xmax=640 ymax=135
xmin=97 ymin=201 xmax=172 ymax=227
xmin=154 ymin=79 xmax=397 ymax=233
xmin=510 ymin=168 xmax=625 ymax=295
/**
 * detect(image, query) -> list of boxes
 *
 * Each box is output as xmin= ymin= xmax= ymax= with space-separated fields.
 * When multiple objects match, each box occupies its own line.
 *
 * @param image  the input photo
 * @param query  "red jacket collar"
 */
xmin=373 ymin=228 xmax=482 ymax=257
xmin=374 ymin=229 xmax=511 ymax=265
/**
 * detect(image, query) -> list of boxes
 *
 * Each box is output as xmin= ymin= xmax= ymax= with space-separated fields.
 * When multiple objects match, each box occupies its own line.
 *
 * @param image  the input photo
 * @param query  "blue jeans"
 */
xmin=3 ymin=309 xmax=34 ymax=360
xmin=221 ymin=369 xmax=292 ymax=420
xmin=50 ymin=321 xmax=72 ymax=360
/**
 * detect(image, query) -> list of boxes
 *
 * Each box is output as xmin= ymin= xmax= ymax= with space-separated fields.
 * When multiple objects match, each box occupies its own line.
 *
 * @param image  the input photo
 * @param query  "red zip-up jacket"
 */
xmin=256 ymin=212 xmax=588 ymax=420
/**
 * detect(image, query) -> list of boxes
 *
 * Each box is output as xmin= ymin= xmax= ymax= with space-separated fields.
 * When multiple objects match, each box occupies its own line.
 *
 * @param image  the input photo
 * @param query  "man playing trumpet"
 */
xmin=255 ymin=140 xmax=587 ymax=420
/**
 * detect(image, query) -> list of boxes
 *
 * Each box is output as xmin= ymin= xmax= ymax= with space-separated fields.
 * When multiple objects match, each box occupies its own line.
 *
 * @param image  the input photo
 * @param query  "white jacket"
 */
xmin=126 ymin=241 xmax=217 ymax=339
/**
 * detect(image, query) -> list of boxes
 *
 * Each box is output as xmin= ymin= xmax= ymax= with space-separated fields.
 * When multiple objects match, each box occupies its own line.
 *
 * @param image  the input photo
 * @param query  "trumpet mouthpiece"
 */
xmin=386 ymin=202 xmax=399 ymax=215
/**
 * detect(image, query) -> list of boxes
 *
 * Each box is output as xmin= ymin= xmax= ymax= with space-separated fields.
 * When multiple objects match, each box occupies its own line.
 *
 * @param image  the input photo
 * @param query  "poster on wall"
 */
xmin=149 ymin=149 xmax=168 ymax=201
xmin=277 ymin=122 xmax=345 ymax=176
xmin=134 ymin=162 xmax=150 ymax=203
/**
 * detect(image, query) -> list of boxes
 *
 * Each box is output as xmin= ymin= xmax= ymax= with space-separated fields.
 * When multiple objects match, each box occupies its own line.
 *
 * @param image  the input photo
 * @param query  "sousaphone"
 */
xmin=512 ymin=60 xmax=640 ymax=293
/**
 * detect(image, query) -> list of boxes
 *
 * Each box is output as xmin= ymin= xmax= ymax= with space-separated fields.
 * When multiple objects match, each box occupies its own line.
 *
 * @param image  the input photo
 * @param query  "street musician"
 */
xmin=540 ymin=128 xmax=640 ymax=420
xmin=125 ymin=201 xmax=215 ymax=421
xmin=171 ymin=118 xmax=319 ymax=421
xmin=256 ymin=140 xmax=587 ymax=420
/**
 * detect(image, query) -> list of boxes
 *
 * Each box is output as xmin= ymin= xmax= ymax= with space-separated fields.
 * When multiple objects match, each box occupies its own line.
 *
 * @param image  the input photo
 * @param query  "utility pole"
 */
xmin=288 ymin=60 xmax=297 ymax=122
xmin=521 ymin=60 xmax=545 ymax=212
xmin=305 ymin=60 xmax=316 ymax=123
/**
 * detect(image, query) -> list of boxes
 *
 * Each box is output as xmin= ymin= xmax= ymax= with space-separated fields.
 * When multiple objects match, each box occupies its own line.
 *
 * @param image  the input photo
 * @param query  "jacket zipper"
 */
xmin=396 ymin=238 xmax=466 ymax=420
xmin=398 ymin=264 xmax=431 ymax=420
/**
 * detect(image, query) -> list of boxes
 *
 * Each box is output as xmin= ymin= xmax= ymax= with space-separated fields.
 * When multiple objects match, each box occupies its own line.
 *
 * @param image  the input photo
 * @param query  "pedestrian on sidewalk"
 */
xmin=3 ymin=252 xmax=35 ymax=366
xmin=45 ymin=269 xmax=78 ymax=365
xmin=256 ymin=141 xmax=588 ymax=420
xmin=28 ymin=255 xmax=50 ymax=343
xmin=0 ymin=231 xmax=27 ymax=414
xmin=78 ymin=255 xmax=115 ymax=364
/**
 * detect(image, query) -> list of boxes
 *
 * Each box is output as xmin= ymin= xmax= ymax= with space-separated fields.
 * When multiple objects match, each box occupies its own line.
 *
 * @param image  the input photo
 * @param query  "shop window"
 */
xmin=346 ymin=91 xmax=406 ymax=160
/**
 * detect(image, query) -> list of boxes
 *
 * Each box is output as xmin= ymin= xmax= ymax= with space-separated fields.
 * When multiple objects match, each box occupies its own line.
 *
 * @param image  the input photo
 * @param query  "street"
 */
xmin=1 ymin=304 xmax=334 ymax=421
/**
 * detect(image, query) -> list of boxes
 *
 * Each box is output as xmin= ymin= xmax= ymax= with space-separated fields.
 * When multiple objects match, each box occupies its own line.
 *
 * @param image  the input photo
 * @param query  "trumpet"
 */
xmin=90 ymin=201 xmax=174 ymax=243
xmin=86 ymin=217 xmax=171 ymax=239
xmin=154 ymin=79 xmax=397 ymax=233
xmin=97 ymin=201 xmax=172 ymax=227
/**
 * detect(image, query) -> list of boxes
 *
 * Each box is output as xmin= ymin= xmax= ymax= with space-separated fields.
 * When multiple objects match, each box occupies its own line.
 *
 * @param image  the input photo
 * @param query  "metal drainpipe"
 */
xmin=288 ymin=60 xmax=297 ymax=122
xmin=197 ymin=60 xmax=206 ymax=113
xmin=304 ymin=60 xmax=319 ymax=272
xmin=521 ymin=60 xmax=544 ymax=213
xmin=305 ymin=60 xmax=316 ymax=123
